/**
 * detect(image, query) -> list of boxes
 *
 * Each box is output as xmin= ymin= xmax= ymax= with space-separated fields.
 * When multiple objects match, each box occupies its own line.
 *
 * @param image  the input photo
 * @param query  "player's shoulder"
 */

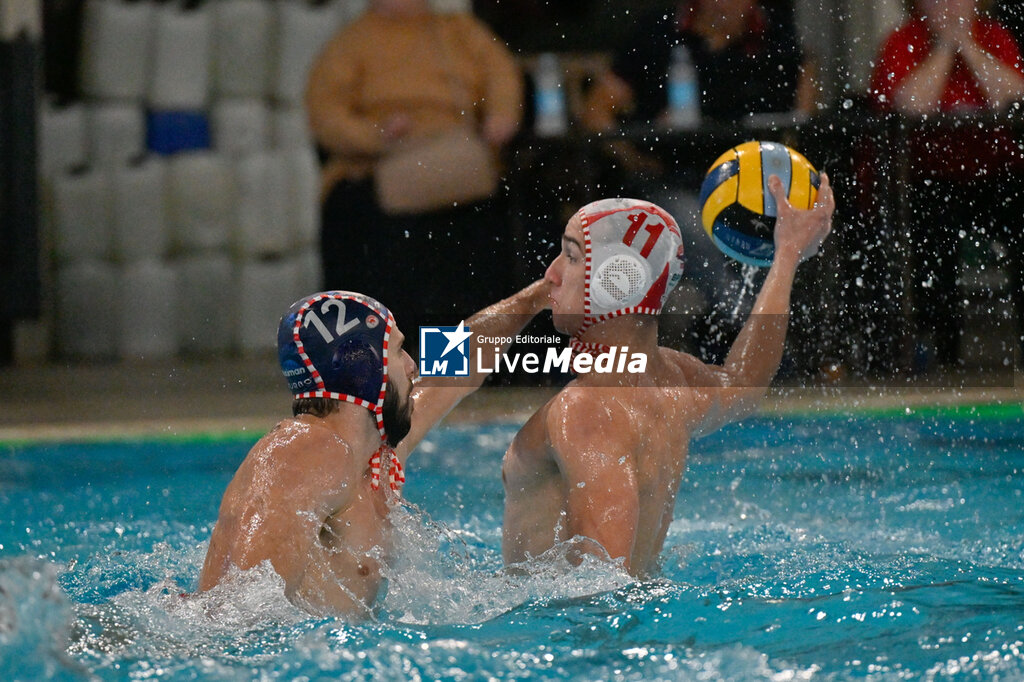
xmin=653 ymin=345 xmax=699 ymax=378
xmin=545 ymin=385 xmax=635 ymax=441
xmin=256 ymin=417 xmax=356 ymax=465
xmin=541 ymin=387 xmax=643 ymax=469
xmin=657 ymin=345 xmax=730 ymax=389
xmin=549 ymin=383 xmax=620 ymax=413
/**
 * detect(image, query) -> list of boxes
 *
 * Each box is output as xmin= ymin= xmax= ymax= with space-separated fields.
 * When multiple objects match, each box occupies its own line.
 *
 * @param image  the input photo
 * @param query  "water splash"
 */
xmin=46 ymin=502 xmax=638 ymax=678
xmin=381 ymin=501 xmax=633 ymax=625
xmin=67 ymin=559 xmax=310 ymax=675
xmin=0 ymin=557 xmax=84 ymax=679
xmin=731 ymin=264 xmax=762 ymax=319
xmin=2 ymin=419 xmax=1023 ymax=679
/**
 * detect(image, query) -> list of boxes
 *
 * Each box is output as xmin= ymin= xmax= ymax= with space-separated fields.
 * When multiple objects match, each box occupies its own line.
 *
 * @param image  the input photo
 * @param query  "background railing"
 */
xmin=502 ymin=106 xmax=1024 ymax=384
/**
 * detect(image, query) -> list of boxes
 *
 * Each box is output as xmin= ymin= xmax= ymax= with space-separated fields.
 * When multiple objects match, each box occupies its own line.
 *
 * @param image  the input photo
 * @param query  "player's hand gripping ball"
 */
xmin=699 ymin=140 xmax=820 ymax=267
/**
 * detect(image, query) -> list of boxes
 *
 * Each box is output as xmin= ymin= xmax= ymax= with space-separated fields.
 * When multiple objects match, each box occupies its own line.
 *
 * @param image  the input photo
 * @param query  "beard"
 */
xmin=381 ymin=379 xmax=413 ymax=447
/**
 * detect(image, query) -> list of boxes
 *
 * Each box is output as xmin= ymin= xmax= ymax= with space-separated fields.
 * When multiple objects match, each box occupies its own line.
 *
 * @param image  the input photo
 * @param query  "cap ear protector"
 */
xmin=329 ymin=335 xmax=383 ymax=403
xmin=589 ymin=243 xmax=653 ymax=312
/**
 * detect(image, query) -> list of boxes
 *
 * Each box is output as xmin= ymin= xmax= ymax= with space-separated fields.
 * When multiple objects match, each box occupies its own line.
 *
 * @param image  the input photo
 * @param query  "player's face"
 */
xmin=390 ymin=326 xmax=417 ymax=403
xmin=544 ymin=216 xmax=587 ymax=335
xmin=383 ymin=326 xmax=415 ymax=447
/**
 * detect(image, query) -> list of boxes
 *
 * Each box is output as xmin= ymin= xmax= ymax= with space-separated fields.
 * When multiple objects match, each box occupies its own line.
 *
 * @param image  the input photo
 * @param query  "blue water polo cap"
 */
xmin=277 ymin=291 xmax=394 ymax=439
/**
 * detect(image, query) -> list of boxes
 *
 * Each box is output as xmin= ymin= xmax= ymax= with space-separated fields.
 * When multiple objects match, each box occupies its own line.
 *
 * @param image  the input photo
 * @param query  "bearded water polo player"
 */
xmin=200 ymin=281 xmax=549 ymax=618
xmin=502 ymin=175 xmax=835 ymax=575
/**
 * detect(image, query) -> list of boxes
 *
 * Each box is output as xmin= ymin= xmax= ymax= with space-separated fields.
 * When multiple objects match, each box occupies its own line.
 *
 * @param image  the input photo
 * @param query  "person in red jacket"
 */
xmin=869 ymin=0 xmax=1024 ymax=368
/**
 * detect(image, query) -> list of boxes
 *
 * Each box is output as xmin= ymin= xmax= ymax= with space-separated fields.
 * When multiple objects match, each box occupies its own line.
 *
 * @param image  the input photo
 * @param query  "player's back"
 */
xmin=198 ymin=419 xmax=391 ymax=615
xmin=199 ymin=420 xmax=324 ymax=590
xmin=503 ymin=348 xmax=703 ymax=575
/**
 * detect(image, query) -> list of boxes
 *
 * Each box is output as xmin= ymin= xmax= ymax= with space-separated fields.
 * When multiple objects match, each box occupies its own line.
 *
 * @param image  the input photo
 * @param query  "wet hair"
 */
xmin=291 ymin=379 xmax=412 ymax=448
xmin=292 ymin=397 xmax=339 ymax=418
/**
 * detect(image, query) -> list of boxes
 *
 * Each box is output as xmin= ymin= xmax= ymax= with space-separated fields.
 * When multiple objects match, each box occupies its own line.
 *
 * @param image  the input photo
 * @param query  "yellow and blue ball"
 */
xmin=699 ymin=140 xmax=820 ymax=267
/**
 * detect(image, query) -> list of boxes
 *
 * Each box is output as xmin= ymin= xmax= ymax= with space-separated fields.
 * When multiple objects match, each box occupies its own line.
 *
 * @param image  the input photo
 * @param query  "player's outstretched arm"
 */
xmin=395 ymin=280 xmax=551 ymax=461
xmin=694 ymin=172 xmax=835 ymax=436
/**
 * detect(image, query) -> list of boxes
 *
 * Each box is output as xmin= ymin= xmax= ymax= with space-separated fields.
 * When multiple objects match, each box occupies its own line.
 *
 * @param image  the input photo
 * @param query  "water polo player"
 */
xmin=199 ymin=281 xmax=550 ymax=618
xmin=502 ymin=176 xmax=834 ymax=576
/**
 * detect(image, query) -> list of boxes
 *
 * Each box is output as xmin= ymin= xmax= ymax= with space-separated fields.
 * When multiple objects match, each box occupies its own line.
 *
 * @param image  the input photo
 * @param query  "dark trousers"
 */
xmin=320 ymin=179 xmax=511 ymax=340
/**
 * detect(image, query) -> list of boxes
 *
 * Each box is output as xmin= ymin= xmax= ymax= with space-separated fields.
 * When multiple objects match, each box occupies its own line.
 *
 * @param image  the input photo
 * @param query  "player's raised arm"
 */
xmin=694 ymin=172 xmax=835 ymax=436
xmin=394 ymin=280 xmax=551 ymax=461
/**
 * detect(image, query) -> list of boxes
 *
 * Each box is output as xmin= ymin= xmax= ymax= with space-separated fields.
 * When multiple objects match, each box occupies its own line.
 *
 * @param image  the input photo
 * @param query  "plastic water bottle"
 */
xmin=666 ymin=44 xmax=700 ymax=129
xmin=534 ymin=53 xmax=566 ymax=136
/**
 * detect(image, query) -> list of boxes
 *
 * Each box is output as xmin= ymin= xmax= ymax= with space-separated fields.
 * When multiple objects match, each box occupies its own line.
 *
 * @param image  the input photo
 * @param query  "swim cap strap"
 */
xmin=572 ymin=304 xmax=663 ymax=341
xmin=369 ymin=445 xmax=405 ymax=492
xmin=569 ymin=337 xmax=612 ymax=358
xmin=580 ymin=206 xmax=595 ymax=322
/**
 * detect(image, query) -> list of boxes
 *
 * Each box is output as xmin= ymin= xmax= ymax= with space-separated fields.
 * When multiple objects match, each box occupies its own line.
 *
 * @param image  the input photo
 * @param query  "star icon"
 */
xmin=440 ymin=321 xmax=472 ymax=358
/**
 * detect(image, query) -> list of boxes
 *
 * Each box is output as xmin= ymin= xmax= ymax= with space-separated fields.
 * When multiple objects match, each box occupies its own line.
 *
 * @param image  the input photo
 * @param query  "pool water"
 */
xmin=1 ymin=408 xmax=1022 ymax=680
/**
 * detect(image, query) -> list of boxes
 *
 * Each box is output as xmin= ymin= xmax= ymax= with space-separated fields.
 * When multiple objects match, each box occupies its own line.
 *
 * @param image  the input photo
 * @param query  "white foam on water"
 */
xmin=381 ymin=502 xmax=633 ymax=625
xmin=0 ymin=557 xmax=85 ymax=679
xmin=65 ymin=549 xmax=309 ymax=675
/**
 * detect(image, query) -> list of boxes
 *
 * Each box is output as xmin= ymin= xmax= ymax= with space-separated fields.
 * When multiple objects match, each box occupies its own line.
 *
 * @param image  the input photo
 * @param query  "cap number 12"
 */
xmin=304 ymin=299 xmax=360 ymax=343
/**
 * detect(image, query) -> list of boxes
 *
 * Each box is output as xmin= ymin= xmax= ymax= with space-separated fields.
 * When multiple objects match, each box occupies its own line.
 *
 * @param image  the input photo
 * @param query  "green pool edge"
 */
xmin=2 ymin=400 xmax=1021 ymax=449
xmin=773 ymin=400 xmax=1024 ymax=421
xmin=0 ymin=428 xmax=265 ymax=449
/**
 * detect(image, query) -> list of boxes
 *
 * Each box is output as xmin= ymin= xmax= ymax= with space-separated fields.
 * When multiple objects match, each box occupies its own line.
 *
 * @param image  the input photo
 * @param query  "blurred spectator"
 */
xmin=578 ymin=0 xmax=817 ymax=363
xmin=581 ymin=0 xmax=817 ymax=132
xmin=306 ymin=0 xmax=523 ymax=330
xmin=869 ymin=0 xmax=1024 ymax=367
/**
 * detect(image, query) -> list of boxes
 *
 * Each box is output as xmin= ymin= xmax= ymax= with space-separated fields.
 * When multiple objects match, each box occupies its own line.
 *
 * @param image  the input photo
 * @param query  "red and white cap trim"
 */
xmin=291 ymin=292 xmax=393 ymax=444
xmin=573 ymin=199 xmax=684 ymax=345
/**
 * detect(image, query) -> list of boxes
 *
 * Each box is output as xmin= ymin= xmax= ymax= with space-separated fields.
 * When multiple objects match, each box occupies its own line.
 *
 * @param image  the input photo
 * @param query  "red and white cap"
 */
xmin=574 ymin=198 xmax=685 ymax=346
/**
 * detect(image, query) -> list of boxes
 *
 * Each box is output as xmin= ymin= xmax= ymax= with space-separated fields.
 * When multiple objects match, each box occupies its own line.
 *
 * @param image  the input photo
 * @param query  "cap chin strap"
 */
xmin=369 ymin=445 xmax=405 ymax=493
xmin=570 ymin=315 xmax=616 ymax=359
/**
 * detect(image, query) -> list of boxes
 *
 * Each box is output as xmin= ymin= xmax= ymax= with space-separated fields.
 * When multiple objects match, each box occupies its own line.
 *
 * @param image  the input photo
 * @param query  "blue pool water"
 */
xmin=1 ymin=408 xmax=1022 ymax=680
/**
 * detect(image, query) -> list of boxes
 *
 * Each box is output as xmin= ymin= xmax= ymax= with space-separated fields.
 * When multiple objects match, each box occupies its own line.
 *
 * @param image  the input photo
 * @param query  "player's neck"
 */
xmin=316 ymin=403 xmax=383 ymax=455
xmin=569 ymin=316 xmax=660 ymax=386
xmin=577 ymin=314 xmax=659 ymax=352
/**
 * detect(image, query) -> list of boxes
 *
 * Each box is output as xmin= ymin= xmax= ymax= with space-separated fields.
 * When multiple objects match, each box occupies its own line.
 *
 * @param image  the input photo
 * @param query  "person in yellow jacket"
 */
xmin=306 ymin=0 xmax=524 ymax=334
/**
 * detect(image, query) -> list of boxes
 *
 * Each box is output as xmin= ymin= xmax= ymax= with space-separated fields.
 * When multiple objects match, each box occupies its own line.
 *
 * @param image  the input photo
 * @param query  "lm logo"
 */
xmin=419 ymin=321 xmax=472 ymax=377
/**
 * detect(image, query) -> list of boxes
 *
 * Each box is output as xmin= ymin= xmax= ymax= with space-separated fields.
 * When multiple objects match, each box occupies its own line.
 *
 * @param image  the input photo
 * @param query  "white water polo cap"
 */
xmin=578 ymin=198 xmax=685 ymax=325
